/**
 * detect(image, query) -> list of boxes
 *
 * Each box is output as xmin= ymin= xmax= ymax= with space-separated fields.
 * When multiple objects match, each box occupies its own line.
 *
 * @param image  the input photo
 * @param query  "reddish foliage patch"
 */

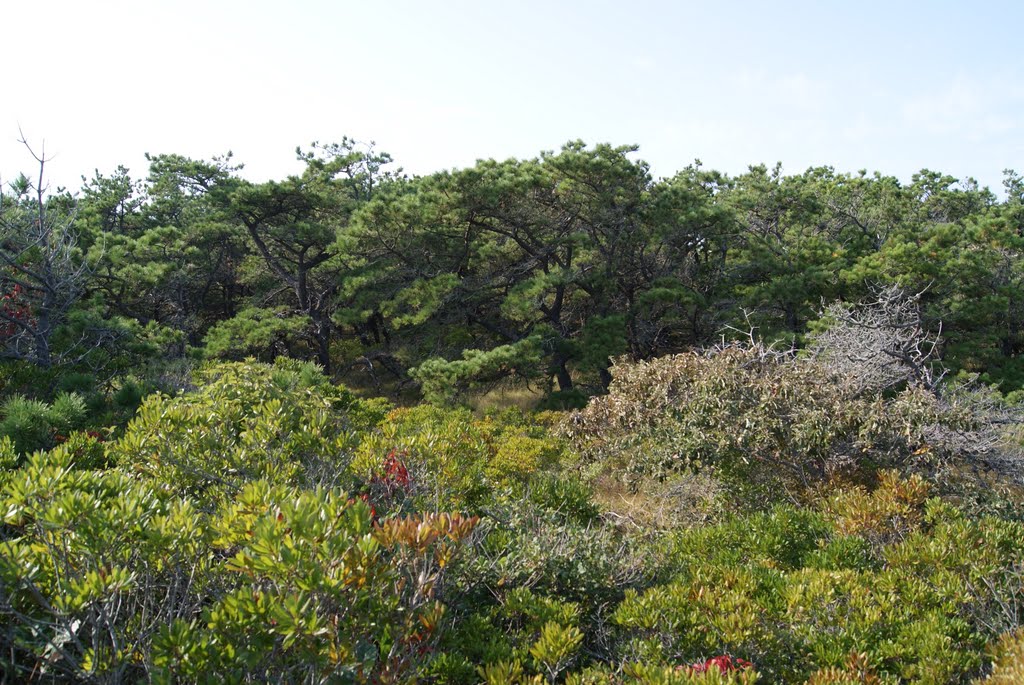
xmin=682 ymin=655 xmax=754 ymax=674
xmin=0 ymin=284 xmax=35 ymax=338
xmin=356 ymin=450 xmax=414 ymax=523
xmin=378 ymin=450 xmax=411 ymax=487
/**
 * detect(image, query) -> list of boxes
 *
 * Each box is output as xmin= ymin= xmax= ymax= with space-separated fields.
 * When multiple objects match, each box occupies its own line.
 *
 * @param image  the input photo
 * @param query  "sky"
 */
xmin=2 ymin=0 xmax=1022 ymax=195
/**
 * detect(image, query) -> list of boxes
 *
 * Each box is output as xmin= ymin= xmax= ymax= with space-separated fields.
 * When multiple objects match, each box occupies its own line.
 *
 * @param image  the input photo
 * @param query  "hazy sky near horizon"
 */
xmin=3 ymin=0 xmax=1022 ymax=194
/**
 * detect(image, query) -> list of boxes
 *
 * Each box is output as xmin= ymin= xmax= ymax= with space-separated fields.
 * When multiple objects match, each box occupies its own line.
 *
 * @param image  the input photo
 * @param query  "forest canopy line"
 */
xmin=1 ymin=137 xmax=1022 ymax=406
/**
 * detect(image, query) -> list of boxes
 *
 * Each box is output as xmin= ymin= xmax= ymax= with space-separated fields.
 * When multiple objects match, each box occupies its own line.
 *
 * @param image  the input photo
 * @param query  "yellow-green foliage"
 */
xmin=0 ymin=453 xmax=478 ymax=683
xmin=108 ymin=358 xmax=384 ymax=503
xmin=609 ymin=477 xmax=1024 ymax=683
xmin=4 ymin=355 xmax=1024 ymax=683
xmin=441 ymin=587 xmax=585 ymax=684
xmin=0 ymin=435 xmax=15 ymax=487
xmin=1 ymin=449 xmax=211 ymax=682
xmin=352 ymin=405 xmax=564 ymax=509
xmin=478 ymin=659 xmax=545 ymax=685
xmin=805 ymin=652 xmax=882 ymax=684
xmin=497 ymin=588 xmax=583 ymax=676
xmin=489 ymin=432 xmax=559 ymax=483
xmin=823 ymin=470 xmax=930 ymax=551
xmin=623 ymin=662 xmax=760 ymax=684
xmin=975 ymin=629 xmax=1024 ymax=683
xmin=154 ymin=482 xmax=478 ymax=683
xmin=529 ymin=621 xmax=584 ymax=681
xmin=614 ymin=568 xmax=779 ymax=666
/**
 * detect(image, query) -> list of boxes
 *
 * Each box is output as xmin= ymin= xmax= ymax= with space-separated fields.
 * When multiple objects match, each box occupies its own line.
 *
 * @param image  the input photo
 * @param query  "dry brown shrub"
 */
xmin=559 ymin=338 xmax=1024 ymax=507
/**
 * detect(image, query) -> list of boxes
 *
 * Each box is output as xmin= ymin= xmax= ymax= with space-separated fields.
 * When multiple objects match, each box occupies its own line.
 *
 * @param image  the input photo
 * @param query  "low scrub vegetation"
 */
xmin=1 ymin=351 xmax=1023 ymax=683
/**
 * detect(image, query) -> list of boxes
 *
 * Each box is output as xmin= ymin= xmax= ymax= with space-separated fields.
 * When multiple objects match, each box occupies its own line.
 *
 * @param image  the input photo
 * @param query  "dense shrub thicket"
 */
xmin=561 ymin=342 xmax=1021 ymax=510
xmin=1 ymin=356 xmax=1024 ymax=683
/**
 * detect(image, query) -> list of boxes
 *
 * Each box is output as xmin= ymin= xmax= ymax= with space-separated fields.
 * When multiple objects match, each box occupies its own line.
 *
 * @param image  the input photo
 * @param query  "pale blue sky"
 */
xmin=3 ymin=1 xmax=1021 ymax=194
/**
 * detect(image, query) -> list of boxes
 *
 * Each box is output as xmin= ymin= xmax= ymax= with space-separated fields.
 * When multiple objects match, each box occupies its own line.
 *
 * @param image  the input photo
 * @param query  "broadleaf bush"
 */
xmin=1 ymin=355 xmax=1023 ymax=682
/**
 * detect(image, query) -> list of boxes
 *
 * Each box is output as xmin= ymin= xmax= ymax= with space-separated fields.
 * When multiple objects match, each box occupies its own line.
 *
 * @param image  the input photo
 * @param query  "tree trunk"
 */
xmin=554 ymin=358 xmax=573 ymax=392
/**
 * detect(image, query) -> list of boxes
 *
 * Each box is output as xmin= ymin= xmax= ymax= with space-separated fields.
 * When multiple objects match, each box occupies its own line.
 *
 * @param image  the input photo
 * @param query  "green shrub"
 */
xmin=4 ymin=346 xmax=1024 ymax=683
xmin=461 ymin=501 xmax=648 ymax=610
xmin=0 ymin=449 xmax=212 ymax=682
xmin=353 ymin=405 xmax=567 ymax=511
xmin=663 ymin=506 xmax=832 ymax=575
xmin=805 ymin=652 xmax=882 ymax=684
xmin=50 ymin=392 xmax=88 ymax=433
xmin=152 ymin=483 xmax=478 ymax=683
xmin=56 ymin=371 xmax=97 ymax=395
xmin=822 ymin=470 xmax=931 ymax=557
xmin=1 ymin=446 xmax=479 ymax=683
xmin=607 ymin=477 xmax=1024 ymax=683
xmin=623 ymin=661 xmax=760 ymax=684
xmin=526 ymin=473 xmax=601 ymax=525
xmin=353 ymin=405 xmax=493 ymax=511
xmin=112 ymin=378 xmax=147 ymax=410
xmin=613 ymin=568 xmax=782 ymax=675
xmin=0 ymin=391 xmax=87 ymax=454
xmin=441 ymin=588 xmax=585 ymax=683
xmin=0 ymin=396 xmax=51 ymax=453
xmin=0 ymin=435 xmax=16 ymax=488
xmin=107 ymin=359 xmax=380 ymax=506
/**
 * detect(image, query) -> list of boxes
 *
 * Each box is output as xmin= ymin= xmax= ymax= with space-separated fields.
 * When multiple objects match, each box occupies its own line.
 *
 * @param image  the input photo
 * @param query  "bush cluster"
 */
xmin=2 ymin=356 xmax=1024 ymax=683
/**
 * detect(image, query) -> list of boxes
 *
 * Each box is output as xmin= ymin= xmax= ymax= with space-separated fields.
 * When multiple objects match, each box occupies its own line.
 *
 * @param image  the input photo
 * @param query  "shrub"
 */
xmin=0 ymin=391 xmax=87 ymax=454
xmin=976 ymin=629 xmax=1024 ymax=683
xmin=353 ymin=405 xmax=493 ymax=511
xmin=112 ymin=378 xmax=147 ymax=410
xmin=805 ymin=652 xmax=882 ymax=685
xmin=662 ymin=505 xmax=832 ymax=575
xmin=443 ymin=588 xmax=585 ymax=683
xmin=0 ymin=449 xmax=212 ymax=682
xmin=0 ymin=396 xmax=51 ymax=453
xmin=489 ymin=433 xmax=559 ymax=485
xmin=560 ymin=342 xmax=1017 ymax=507
xmin=623 ymin=661 xmax=760 ymax=684
xmin=352 ymin=405 xmax=567 ymax=511
xmin=525 ymin=473 xmax=601 ymax=526
xmin=1 ymin=451 xmax=479 ymax=683
xmin=606 ymin=475 xmax=1024 ymax=683
xmin=57 ymin=371 xmax=97 ymax=395
xmin=107 ymin=358 xmax=381 ymax=506
xmin=152 ymin=482 xmax=478 ymax=683
xmin=613 ymin=569 xmax=781 ymax=675
xmin=459 ymin=500 xmax=649 ymax=610
xmin=822 ymin=470 xmax=930 ymax=554
xmin=5 ymin=343 xmax=1024 ymax=683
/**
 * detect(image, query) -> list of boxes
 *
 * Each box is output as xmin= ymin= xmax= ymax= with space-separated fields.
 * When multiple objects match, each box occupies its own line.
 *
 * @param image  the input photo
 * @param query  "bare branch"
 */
xmin=810 ymin=284 xmax=944 ymax=392
xmin=0 ymin=135 xmax=90 ymax=368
